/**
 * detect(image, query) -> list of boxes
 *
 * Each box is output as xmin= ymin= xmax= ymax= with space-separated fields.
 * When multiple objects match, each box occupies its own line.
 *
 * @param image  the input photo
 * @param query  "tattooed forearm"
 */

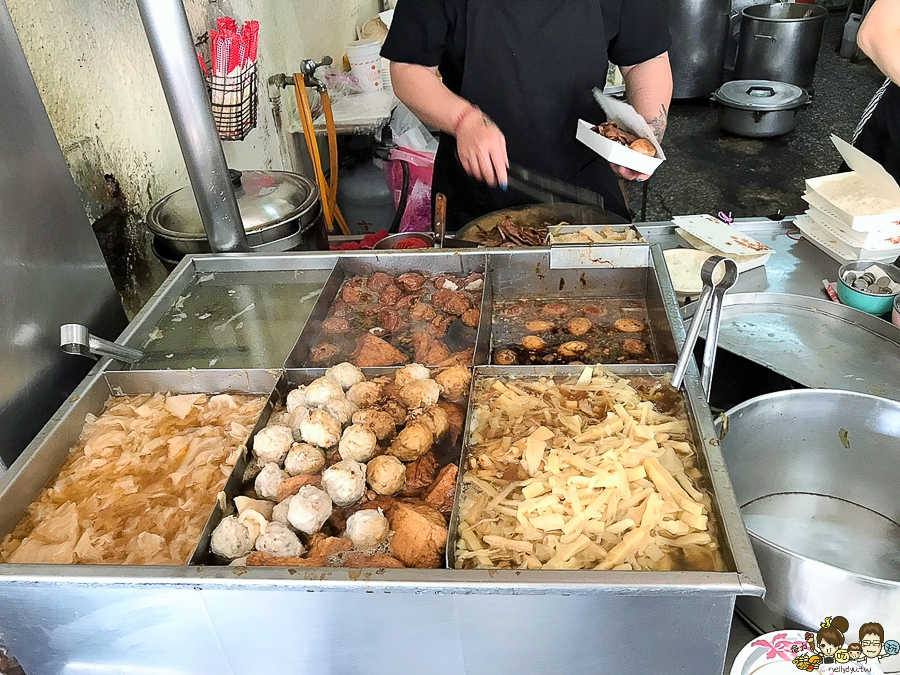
xmin=647 ymin=104 xmax=668 ymax=142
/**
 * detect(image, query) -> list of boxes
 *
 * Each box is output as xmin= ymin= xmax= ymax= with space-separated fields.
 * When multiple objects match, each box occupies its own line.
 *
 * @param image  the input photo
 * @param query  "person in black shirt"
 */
xmin=853 ymin=0 xmax=900 ymax=183
xmin=381 ymin=0 xmax=672 ymax=228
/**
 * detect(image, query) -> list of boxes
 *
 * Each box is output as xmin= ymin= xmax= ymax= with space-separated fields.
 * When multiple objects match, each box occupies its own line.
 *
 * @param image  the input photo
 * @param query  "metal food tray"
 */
xmin=0 ymin=248 xmax=764 ymax=675
xmin=0 ymin=369 xmax=280 ymax=567
xmin=284 ymin=252 xmax=491 ymax=368
xmin=446 ymin=364 xmax=740 ymax=573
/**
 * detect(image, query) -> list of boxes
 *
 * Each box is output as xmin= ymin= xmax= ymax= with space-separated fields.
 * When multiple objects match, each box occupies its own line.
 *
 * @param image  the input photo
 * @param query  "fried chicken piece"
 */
xmin=396 ymin=293 xmax=424 ymax=310
xmin=378 ymin=283 xmax=403 ymax=306
xmin=330 ymin=299 xmax=353 ymax=318
xmin=350 ymin=333 xmax=408 ymax=367
xmin=322 ymin=317 xmax=350 ymax=334
xmin=247 ymin=551 xmax=324 ymax=567
xmin=433 ymin=348 xmax=474 ymax=367
xmin=411 ymin=331 xmax=452 ymax=366
xmin=432 ymin=289 xmax=473 ymax=316
xmin=366 ymin=272 xmax=392 ymax=292
xmin=341 ymin=553 xmax=405 ymax=568
xmin=423 ymin=464 xmax=458 ymax=515
xmin=461 ymin=307 xmax=480 ymax=328
xmin=425 ymin=315 xmax=453 ymax=339
xmin=341 ymin=278 xmax=371 ymax=304
xmin=378 ymin=307 xmax=406 ymax=334
xmin=397 ymin=272 xmax=426 ymax=292
xmin=309 ymin=342 xmax=341 ymax=364
xmin=409 ymin=301 xmax=437 ymax=322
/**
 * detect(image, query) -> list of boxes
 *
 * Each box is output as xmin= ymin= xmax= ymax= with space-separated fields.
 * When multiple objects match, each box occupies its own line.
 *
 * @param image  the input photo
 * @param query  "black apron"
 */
xmin=435 ymin=0 xmax=629 ymax=230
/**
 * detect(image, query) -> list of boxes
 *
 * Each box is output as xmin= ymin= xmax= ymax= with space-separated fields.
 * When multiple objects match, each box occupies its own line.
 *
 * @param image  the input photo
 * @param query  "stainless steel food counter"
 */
xmin=0 ymin=245 xmax=764 ymax=675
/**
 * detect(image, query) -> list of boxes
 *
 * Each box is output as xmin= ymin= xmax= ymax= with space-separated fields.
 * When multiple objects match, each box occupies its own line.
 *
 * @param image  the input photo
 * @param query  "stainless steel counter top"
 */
xmin=641 ymin=216 xmax=838 ymax=299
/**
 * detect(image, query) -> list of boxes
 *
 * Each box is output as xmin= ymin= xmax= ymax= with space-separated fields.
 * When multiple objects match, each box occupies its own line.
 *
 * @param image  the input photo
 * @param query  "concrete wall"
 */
xmin=6 ymin=0 xmax=379 ymax=315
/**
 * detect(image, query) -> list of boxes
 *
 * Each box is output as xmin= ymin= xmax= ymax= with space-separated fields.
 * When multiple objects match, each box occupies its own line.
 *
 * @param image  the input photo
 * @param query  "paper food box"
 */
xmin=804 ymin=135 xmax=900 ymax=231
xmin=576 ymin=90 xmax=665 ymax=177
xmin=672 ymin=214 xmax=773 ymax=274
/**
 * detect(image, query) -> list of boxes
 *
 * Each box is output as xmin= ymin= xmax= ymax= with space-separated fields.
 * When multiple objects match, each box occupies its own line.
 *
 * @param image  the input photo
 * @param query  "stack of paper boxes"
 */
xmin=796 ymin=136 xmax=900 ymax=262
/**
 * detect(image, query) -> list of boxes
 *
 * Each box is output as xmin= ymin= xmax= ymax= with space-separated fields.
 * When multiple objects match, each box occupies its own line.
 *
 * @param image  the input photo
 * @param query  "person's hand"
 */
xmin=456 ymin=112 xmax=509 ymax=188
xmin=610 ymin=163 xmax=651 ymax=182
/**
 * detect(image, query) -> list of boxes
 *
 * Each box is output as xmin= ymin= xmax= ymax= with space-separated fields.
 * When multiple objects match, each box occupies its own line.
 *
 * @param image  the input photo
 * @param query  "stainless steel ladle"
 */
xmin=60 ymin=324 xmax=143 ymax=363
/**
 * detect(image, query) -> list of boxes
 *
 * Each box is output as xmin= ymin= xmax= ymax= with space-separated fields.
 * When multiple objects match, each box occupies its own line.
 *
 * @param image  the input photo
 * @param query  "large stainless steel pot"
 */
xmin=147 ymin=169 xmax=327 ymax=266
xmin=666 ymin=0 xmax=731 ymax=98
xmin=713 ymin=79 xmax=810 ymax=137
xmin=720 ymin=389 xmax=900 ymax=671
xmin=735 ymin=3 xmax=827 ymax=89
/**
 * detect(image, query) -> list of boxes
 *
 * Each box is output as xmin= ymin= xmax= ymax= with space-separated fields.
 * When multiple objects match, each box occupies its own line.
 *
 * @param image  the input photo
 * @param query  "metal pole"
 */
xmin=136 ymin=0 xmax=249 ymax=252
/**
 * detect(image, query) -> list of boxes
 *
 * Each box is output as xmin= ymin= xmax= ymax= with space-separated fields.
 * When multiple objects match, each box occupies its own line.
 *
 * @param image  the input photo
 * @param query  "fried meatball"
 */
xmin=434 ymin=364 xmax=472 ymax=401
xmin=284 ymin=443 xmax=326 ymax=476
xmin=211 ymin=516 xmax=254 ymax=561
xmin=323 ymin=317 xmax=350 ymax=334
xmin=255 ymin=521 xmax=305 ymax=558
xmin=321 ymin=396 xmax=358 ymax=427
xmin=614 ymin=318 xmax=646 ymax=333
xmin=623 ymin=339 xmax=647 ymax=355
xmin=380 ymin=399 xmax=408 ymax=426
xmin=322 ymin=460 xmax=367 ymax=507
xmin=366 ymin=272 xmax=393 ymax=292
xmin=325 ymin=362 xmax=365 ymax=390
xmin=522 ymin=335 xmax=546 ymax=352
xmin=412 ymin=405 xmax=450 ymax=441
xmin=299 ymin=409 xmax=342 ymax=448
xmin=309 ymin=342 xmax=341 ymax=364
xmin=255 ymin=463 xmax=287 ymax=501
xmin=366 ymin=455 xmax=406 ymax=495
xmin=494 ymin=349 xmax=518 ymax=365
xmin=347 ymin=381 xmax=383 ymax=408
xmin=287 ymin=407 xmax=310 ymax=442
xmin=352 ymin=409 xmax=396 ymax=441
xmin=400 ymin=378 xmax=442 ymax=410
xmin=461 ymin=308 xmax=480 ymax=328
xmin=253 ymin=424 xmax=293 ymax=465
xmin=285 ymin=386 xmax=308 ymax=414
xmin=306 ymin=377 xmax=344 ymax=408
xmin=338 ymin=424 xmax=379 ymax=463
xmin=288 ymin=486 xmax=333 ymax=534
xmin=346 ymin=509 xmax=390 ymax=549
xmin=558 ymin=341 xmax=589 ymax=358
xmin=388 ymin=422 xmax=434 ymax=461
xmin=525 ymin=319 xmax=555 ymax=332
xmin=378 ymin=284 xmax=403 ymax=306
xmin=409 ymin=301 xmax=437 ymax=322
xmin=397 ymin=272 xmax=426 ymax=292
xmin=395 ymin=363 xmax=431 ymax=388
xmin=567 ymin=317 xmax=592 ymax=336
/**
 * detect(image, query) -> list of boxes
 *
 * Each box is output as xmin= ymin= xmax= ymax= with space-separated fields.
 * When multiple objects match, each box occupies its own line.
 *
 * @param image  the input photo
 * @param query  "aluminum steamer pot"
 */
xmin=148 ymin=169 xmax=327 ymax=266
xmin=719 ymin=389 xmax=900 ymax=668
xmin=713 ymin=80 xmax=810 ymax=137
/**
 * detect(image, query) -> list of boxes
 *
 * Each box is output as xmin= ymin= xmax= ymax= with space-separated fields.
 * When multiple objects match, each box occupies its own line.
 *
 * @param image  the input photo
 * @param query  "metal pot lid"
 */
xmin=147 ymin=170 xmax=319 ymax=239
xmin=714 ymin=80 xmax=808 ymax=111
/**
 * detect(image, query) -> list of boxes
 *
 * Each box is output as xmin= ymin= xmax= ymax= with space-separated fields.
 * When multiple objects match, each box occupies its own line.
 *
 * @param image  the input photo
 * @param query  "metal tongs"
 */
xmin=671 ymin=256 xmax=739 ymax=397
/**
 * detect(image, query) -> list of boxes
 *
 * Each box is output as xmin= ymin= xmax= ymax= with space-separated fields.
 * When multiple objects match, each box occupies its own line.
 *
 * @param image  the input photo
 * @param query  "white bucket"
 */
xmin=346 ymin=39 xmax=383 ymax=92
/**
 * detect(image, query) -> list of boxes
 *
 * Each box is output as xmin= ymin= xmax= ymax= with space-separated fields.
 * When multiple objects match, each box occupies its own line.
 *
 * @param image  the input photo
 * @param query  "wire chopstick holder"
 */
xmin=203 ymin=18 xmax=259 ymax=141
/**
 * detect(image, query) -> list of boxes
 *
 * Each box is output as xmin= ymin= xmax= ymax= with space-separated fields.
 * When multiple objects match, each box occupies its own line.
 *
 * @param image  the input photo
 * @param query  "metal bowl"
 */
xmin=837 ymin=260 xmax=900 ymax=316
xmin=719 ymin=389 xmax=900 ymax=668
xmin=372 ymin=232 xmax=434 ymax=250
